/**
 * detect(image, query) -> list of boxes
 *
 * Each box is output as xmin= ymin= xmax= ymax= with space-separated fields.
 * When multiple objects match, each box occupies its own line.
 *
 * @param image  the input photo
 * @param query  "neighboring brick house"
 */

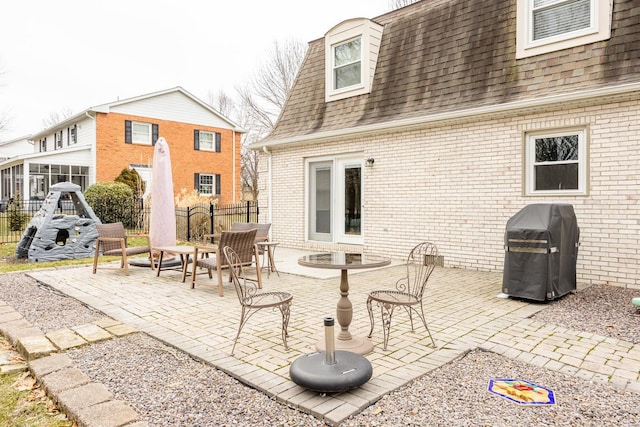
xmin=0 ymin=87 xmax=244 ymax=204
xmin=252 ymin=0 xmax=640 ymax=287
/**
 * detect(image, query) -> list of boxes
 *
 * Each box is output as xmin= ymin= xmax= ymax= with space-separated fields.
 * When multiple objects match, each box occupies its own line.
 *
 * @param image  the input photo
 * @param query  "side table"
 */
xmin=256 ymin=241 xmax=280 ymax=277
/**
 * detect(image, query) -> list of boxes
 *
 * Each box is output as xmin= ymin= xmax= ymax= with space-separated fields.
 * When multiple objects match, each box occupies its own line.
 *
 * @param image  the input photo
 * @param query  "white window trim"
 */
xmin=198 ymin=130 xmax=215 ymax=152
xmin=199 ymin=173 xmax=215 ymax=196
xmin=324 ymin=18 xmax=383 ymax=103
xmin=131 ymin=121 xmax=152 ymax=145
xmin=524 ymin=127 xmax=588 ymax=196
xmin=516 ymin=0 xmax=613 ymax=59
xmin=305 ymin=153 xmax=364 ymax=245
xmin=332 ymin=36 xmax=363 ymax=93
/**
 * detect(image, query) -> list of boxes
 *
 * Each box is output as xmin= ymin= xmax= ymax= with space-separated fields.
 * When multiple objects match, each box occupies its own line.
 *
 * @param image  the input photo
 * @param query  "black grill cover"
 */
xmin=502 ymin=204 xmax=579 ymax=301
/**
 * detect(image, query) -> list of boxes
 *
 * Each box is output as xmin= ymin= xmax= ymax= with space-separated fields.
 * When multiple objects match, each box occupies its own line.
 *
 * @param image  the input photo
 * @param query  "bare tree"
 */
xmin=0 ymin=110 xmax=8 ymax=134
xmin=207 ymin=90 xmax=237 ymax=119
xmin=42 ymin=107 xmax=73 ymax=129
xmin=207 ymin=89 xmax=258 ymax=201
xmin=237 ymin=38 xmax=306 ymax=135
xmin=234 ymin=38 xmax=307 ymax=201
xmin=389 ymin=0 xmax=420 ymax=9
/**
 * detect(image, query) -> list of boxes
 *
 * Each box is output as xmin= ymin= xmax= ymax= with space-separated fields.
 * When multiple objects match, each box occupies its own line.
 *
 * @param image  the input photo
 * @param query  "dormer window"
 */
xmin=333 ymin=37 xmax=362 ymax=90
xmin=516 ymin=0 xmax=613 ymax=58
xmin=325 ymin=18 xmax=384 ymax=102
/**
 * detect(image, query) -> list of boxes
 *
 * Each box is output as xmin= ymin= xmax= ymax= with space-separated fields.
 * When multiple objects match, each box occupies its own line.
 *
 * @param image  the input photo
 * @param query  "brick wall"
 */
xmin=95 ymin=112 xmax=240 ymax=203
xmin=261 ymin=96 xmax=640 ymax=288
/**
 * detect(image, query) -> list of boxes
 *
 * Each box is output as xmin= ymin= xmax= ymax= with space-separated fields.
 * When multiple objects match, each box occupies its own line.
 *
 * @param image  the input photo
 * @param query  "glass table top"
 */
xmin=298 ymin=252 xmax=390 ymax=270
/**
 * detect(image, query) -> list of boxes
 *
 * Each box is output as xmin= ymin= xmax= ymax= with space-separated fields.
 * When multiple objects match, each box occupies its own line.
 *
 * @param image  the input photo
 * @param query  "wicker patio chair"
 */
xmin=223 ymin=246 xmax=292 ymax=355
xmin=366 ymin=242 xmax=438 ymax=350
xmin=191 ymin=229 xmax=262 ymax=297
xmin=203 ymin=222 xmax=271 ymax=244
xmin=92 ymin=222 xmax=151 ymax=276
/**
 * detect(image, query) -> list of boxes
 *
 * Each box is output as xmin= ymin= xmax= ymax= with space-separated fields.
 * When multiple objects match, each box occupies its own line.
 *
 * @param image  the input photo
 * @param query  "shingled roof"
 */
xmin=261 ymin=0 xmax=640 ymax=145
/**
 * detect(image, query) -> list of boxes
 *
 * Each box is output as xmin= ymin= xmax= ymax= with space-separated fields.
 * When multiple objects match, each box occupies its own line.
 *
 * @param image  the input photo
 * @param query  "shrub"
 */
xmin=115 ymin=168 xmax=146 ymax=198
xmin=84 ymin=182 xmax=138 ymax=226
xmin=8 ymin=196 xmax=28 ymax=232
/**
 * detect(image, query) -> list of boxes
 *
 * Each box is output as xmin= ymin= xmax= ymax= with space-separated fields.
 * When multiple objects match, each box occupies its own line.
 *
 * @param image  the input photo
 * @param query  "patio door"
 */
xmin=309 ymin=161 xmax=332 ymax=242
xmin=308 ymin=156 xmax=363 ymax=244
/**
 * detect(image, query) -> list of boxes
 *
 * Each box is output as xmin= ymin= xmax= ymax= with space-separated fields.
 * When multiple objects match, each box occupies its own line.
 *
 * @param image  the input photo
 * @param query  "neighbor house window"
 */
xmin=195 ymin=173 xmax=221 ymax=196
xmin=516 ymin=0 xmax=612 ymax=58
xmin=333 ymin=37 xmax=362 ymax=90
xmin=193 ymin=130 xmax=221 ymax=152
xmin=525 ymin=128 xmax=587 ymax=195
xmin=55 ymin=131 xmax=63 ymax=149
xmin=39 ymin=138 xmax=47 ymax=152
xmin=69 ymin=125 xmax=77 ymax=144
xmin=125 ymin=120 xmax=159 ymax=145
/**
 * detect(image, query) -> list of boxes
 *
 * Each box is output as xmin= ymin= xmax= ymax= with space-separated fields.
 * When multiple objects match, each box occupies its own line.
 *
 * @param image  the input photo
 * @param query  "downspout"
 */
xmin=85 ymin=112 xmax=96 ymax=186
xmin=262 ymin=146 xmax=272 ymax=230
xmin=232 ymin=131 xmax=237 ymax=202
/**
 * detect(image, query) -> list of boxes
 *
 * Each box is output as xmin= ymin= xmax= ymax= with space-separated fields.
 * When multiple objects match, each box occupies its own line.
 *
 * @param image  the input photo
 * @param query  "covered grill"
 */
xmin=502 ymin=204 xmax=579 ymax=302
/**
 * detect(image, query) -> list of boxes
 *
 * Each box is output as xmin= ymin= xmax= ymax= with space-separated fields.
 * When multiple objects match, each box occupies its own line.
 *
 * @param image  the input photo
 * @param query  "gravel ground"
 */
xmin=2 ymin=272 xmax=639 ymax=426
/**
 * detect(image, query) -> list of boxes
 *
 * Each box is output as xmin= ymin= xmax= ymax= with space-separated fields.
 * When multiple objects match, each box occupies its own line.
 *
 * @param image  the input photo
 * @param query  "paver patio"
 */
xmin=26 ymin=247 xmax=640 ymax=425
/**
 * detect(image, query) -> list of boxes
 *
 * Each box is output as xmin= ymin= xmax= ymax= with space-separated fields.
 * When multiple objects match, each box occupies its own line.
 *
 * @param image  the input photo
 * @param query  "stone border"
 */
xmin=0 ymin=299 xmax=147 ymax=427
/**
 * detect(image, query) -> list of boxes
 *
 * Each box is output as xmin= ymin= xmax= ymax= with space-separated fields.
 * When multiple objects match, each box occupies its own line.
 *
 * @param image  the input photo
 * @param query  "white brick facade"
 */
xmin=260 ymin=96 xmax=640 ymax=288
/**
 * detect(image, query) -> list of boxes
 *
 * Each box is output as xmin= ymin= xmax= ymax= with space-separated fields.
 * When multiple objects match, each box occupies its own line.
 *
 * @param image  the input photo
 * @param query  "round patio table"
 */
xmin=298 ymin=252 xmax=391 ymax=355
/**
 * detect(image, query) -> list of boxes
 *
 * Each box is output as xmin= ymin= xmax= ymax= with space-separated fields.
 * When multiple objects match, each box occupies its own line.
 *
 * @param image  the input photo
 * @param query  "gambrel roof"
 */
xmin=259 ymin=0 xmax=640 ymax=147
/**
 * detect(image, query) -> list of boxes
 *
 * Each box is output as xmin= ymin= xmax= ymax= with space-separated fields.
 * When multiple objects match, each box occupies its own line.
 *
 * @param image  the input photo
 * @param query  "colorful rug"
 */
xmin=488 ymin=379 xmax=556 ymax=405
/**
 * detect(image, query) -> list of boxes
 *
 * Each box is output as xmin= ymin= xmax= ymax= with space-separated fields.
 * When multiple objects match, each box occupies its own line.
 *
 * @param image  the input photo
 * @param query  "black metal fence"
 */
xmin=0 ymin=198 xmax=259 ymax=244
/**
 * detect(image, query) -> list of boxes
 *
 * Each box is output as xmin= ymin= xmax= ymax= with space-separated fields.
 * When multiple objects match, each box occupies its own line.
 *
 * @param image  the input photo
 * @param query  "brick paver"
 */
xmin=21 ymin=250 xmax=640 ymax=426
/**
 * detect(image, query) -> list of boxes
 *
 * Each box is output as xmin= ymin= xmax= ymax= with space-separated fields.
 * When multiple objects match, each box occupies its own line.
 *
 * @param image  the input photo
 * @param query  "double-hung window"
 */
xmin=132 ymin=122 xmax=151 ymax=144
xmin=125 ymin=120 xmax=159 ymax=145
xmin=193 ymin=130 xmax=221 ymax=152
xmin=525 ymin=128 xmax=587 ymax=195
xmin=324 ymin=18 xmax=383 ymax=102
xmin=195 ymin=173 xmax=221 ymax=196
xmin=69 ymin=125 xmax=77 ymax=144
xmin=516 ymin=0 xmax=612 ymax=58
xmin=333 ymin=37 xmax=362 ymax=90
xmin=55 ymin=131 xmax=63 ymax=149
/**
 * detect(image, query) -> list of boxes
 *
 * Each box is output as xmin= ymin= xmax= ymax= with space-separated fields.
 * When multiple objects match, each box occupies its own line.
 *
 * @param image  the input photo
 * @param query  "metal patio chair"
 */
xmin=223 ymin=246 xmax=292 ymax=355
xmin=366 ymin=242 xmax=438 ymax=350
xmin=92 ymin=222 xmax=151 ymax=276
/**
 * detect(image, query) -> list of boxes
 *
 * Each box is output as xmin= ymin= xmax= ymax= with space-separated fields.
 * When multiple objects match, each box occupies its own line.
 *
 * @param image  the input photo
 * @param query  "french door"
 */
xmin=308 ymin=155 xmax=363 ymax=244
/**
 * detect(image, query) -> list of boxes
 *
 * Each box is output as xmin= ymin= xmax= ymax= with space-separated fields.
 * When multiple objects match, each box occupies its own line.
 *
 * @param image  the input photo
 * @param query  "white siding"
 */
xmin=0 ymin=137 xmax=32 ymax=158
xmin=109 ymin=91 xmax=232 ymax=129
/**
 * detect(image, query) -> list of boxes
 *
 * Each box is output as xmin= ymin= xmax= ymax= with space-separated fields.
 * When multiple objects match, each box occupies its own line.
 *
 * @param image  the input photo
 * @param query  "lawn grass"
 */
xmin=0 ymin=338 xmax=73 ymax=427
xmin=0 ymin=237 xmax=150 ymax=274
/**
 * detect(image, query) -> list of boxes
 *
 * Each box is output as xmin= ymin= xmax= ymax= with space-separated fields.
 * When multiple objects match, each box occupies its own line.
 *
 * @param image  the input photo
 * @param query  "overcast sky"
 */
xmin=0 ymin=0 xmax=391 ymax=141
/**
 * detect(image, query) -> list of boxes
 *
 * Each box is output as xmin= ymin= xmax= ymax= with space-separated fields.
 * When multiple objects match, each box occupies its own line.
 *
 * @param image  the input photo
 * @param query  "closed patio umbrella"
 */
xmin=149 ymin=137 xmax=176 ymax=253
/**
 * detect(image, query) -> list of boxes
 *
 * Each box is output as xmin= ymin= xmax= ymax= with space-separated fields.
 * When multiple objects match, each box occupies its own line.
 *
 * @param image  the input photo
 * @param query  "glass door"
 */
xmin=309 ymin=161 xmax=332 ymax=241
xmin=308 ymin=156 xmax=364 ymax=245
xmin=338 ymin=159 xmax=362 ymax=244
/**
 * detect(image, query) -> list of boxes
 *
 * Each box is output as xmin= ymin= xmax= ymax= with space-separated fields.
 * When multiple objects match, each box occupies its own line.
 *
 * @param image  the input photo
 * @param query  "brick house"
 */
xmin=252 ymin=0 xmax=640 ymax=287
xmin=0 ymin=87 xmax=244 ymax=203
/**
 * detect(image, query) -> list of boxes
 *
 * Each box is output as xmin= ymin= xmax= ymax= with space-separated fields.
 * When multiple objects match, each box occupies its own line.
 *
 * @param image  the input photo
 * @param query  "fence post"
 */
xmin=246 ymin=201 xmax=250 ymax=223
xmin=208 ymin=202 xmax=213 ymax=236
xmin=186 ymin=206 xmax=191 ymax=242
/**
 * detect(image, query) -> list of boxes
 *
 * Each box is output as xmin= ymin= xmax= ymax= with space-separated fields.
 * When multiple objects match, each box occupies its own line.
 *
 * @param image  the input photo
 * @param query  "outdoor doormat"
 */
xmin=488 ymin=378 xmax=556 ymax=405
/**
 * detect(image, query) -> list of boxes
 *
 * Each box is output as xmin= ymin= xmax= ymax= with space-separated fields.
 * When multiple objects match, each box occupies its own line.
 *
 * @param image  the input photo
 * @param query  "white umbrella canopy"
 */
xmin=149 ymin=137 xmax=176 ymax=250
